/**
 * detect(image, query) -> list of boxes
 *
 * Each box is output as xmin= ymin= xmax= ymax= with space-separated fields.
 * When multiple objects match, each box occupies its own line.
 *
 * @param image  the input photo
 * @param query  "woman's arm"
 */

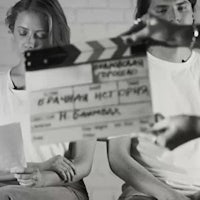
xmin=13 ymin=168 xmax=70 ymax=187
xmin=37 ymin=138 xmax=96 ymax=182
xmin=108 ymin=136 xmax=190 ymax=200
xmin=68 ymin=138 xmax=96 ymax=182
xmin=17 ymin=138 xmax=96 ymax=186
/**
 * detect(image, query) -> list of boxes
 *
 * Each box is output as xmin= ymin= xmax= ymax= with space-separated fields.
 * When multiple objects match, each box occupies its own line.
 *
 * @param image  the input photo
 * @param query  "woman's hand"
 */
xmin=41 ymin=155 xmax=76 ymax=182
xmin=11 ymin=167 xmax=45 ymax=187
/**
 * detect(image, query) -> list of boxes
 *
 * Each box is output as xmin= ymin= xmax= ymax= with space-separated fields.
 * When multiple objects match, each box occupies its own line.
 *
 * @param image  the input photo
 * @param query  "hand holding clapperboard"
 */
xmin=25 ymin=37 xmax=153 ymax=145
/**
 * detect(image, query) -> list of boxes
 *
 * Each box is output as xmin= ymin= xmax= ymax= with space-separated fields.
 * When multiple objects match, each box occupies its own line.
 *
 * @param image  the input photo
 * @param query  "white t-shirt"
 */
xmin=1 ymin=69 xmax=41 ymax=162
xmin=132 ymin=50 xmax=200 ymax=195
xmin=0 ymin=68 xmax=68 ymax=163
xmin=148 ymin=50 xmax=200 ymax=117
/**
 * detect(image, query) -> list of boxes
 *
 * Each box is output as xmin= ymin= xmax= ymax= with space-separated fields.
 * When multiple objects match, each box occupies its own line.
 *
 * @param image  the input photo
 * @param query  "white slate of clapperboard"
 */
xmin=25 ymin=63 xmax=92 ymax=91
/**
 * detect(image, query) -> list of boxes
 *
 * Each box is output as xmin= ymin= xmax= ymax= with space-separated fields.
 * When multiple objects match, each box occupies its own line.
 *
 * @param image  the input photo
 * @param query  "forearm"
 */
xmin=129 ymin=14 xmax=200 ymax=49
xmin=69 ymin=159 xmax=90 ymax=182
xmin=108 ymin=137 xmax=188 ymax=200
xmin=68 ymin=139 xmax=96 ymax=183
xmin=111 ymin=156 xmax=180 ymax=200
xmin=27 ymin=139 xmax=96 ymax=184
xmin=28 ymin=158 xmax=89 ymax=183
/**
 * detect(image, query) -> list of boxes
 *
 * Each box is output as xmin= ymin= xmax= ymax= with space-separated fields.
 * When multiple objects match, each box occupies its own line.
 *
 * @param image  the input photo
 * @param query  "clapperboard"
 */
xmin=25 ymin=37 xmax=153 ymax=145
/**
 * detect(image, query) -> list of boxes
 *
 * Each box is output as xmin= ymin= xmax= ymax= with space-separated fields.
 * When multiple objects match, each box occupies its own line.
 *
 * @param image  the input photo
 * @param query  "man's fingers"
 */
xmin=155 ymin=128 xmax=178 ymax=150
xmin=121 ymin=27 xmax=149 ymax=45
xmin=151 ymin=119 xmax=169 ymax=133
xmin=155 ymin=134 xmax=167 ymax=147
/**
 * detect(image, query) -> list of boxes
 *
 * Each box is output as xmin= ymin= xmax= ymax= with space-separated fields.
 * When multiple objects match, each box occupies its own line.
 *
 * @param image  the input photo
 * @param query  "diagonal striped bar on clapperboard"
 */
xmin=25 ymin=37 xmax=147 ymax=71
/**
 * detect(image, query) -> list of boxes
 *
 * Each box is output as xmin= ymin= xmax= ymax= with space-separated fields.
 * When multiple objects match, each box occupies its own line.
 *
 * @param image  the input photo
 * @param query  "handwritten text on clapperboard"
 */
xmin=26 ymin=56 xmax=152 ymax=144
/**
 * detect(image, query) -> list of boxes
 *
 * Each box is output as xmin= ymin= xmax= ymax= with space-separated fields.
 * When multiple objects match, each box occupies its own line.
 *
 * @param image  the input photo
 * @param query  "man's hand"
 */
xmin=121 ymin=14 xmax=194 ymax=47
xmin=152 ymin=115 xmax=199 ymax=150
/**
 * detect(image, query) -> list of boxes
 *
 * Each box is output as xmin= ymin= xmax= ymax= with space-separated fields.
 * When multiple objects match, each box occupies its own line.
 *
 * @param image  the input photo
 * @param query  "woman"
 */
xmin=108 ymin=0 xmax=200 ymax=200
xmin=0 ymin=0 xmax=96 ymax=199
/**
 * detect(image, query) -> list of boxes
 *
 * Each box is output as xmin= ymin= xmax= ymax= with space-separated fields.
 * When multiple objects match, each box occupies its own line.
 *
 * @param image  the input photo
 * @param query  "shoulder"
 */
xmin=10 ymin=66 xmax=25 ymax=90
xmin=0 ymin=67 xmax=12 ymax=89
xmin=191 ymin=49 xmax=200 ymax=58
xmin=188 ymin=49 xmax=200 ymax=64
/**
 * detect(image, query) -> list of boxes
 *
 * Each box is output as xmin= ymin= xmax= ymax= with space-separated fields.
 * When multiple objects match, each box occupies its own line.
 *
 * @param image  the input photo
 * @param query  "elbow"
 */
xmin=108 ymin=156 xmax=120 ymax=176
xmin=85 ymin=168 xmax=92 ymax=178
xmin=107 ymin=137 xmax=131 ymax=178
xmin=107 ymin=144 xmax=122 ymax=176
xmin=83 ymin=162 xmax=93 ymax=178
xmin=78 ymin=160 xmax=93 ymax=179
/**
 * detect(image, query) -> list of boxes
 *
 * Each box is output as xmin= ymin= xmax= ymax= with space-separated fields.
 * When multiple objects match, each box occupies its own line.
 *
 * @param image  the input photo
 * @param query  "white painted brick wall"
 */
xmin=195 ymin=0 xmax=200 ymax=23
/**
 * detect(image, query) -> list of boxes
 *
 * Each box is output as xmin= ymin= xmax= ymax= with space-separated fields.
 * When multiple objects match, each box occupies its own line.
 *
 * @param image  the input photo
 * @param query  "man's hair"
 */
xmin=135 ymin=0 xmax=197 ymax=19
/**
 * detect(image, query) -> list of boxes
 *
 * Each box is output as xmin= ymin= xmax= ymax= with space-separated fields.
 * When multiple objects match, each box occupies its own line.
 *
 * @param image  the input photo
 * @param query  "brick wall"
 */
xmin=195 ymin=0 xmax=200 ymax=23
xmin=60 ymin=0 xmax=136 ymax=42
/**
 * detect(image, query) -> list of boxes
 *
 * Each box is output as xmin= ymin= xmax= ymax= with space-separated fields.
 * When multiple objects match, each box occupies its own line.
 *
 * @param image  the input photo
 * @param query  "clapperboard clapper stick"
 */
xmin=25 ymin=37 xmax=147 ymax=70
xmin=25 ymin=14 xmax=198 ymax=70
xmin=122 ymin=14 xmax=197 ymax=48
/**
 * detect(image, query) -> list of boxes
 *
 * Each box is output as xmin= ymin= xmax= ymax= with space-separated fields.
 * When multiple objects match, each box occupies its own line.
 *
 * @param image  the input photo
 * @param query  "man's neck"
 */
xmin=148 ymin=46 xmax=192 ymax=63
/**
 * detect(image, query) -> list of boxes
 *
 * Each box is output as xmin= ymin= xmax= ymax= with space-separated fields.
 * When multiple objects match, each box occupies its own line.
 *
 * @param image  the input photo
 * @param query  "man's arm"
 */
xmin=122 ymin=14 xmax=200 ymax=49
xmin=108 ymin=136 xmax=190 ymax=200
xmin=152 ymin=115 xmax=200 ymax=149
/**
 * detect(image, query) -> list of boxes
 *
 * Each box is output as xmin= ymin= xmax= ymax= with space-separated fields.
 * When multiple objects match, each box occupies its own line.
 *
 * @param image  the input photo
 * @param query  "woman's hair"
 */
xmin=5 ymin=0 xmax=70 ymax=46
xmin=135 ymin=0 xmax=197 ymax=19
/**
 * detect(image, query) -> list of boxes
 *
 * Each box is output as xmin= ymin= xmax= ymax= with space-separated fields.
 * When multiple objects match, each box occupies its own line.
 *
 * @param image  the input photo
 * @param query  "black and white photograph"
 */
xmin=0 ymin=0 xmax=200 ymax=200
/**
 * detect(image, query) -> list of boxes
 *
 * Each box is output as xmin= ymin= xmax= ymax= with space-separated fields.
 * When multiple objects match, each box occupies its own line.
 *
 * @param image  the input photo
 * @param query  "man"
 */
xmin=108 ymin=0 xmax=200 ymax=200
